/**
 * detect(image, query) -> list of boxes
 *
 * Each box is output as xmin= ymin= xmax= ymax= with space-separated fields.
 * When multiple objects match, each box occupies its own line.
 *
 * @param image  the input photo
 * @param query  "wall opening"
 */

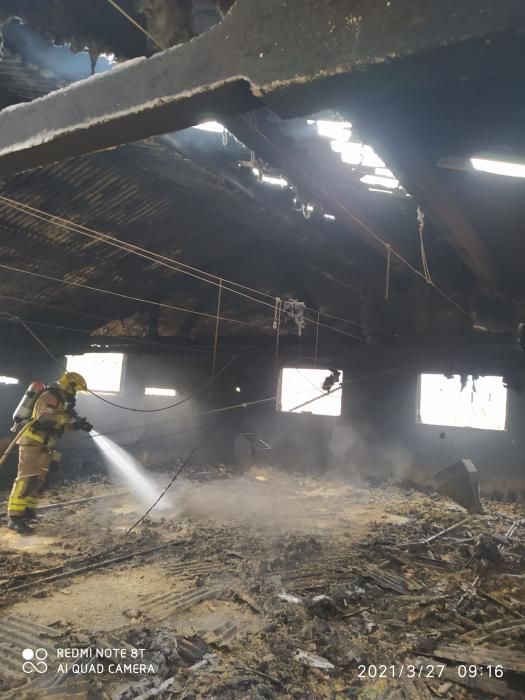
xmin=66 ymin=353 xmax=124 ymax=394
xmin=0 ymin=376 xmax=19 ymax=385
xmin=278 ymin=368 xmax=343 ymax=416
xmin=145 ymin=387 xmax=176 ymax=397
xmin=417 ymin=373 xmax=507 ymax=431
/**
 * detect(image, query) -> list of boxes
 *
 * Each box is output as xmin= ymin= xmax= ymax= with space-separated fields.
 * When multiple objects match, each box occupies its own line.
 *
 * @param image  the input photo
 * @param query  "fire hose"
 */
xmin=0 ymin=418 xmax=38 ymax=470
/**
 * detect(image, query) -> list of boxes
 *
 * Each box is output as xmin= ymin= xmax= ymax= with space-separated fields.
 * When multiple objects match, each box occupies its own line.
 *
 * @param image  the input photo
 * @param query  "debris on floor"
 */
xmin=0 ymin=466 xmax=524 ymax=698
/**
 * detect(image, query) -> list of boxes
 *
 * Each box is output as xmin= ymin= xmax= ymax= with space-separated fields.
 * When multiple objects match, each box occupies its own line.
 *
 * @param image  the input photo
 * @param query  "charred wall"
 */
xmin=0 ymin=347 xmax=524 ymax=496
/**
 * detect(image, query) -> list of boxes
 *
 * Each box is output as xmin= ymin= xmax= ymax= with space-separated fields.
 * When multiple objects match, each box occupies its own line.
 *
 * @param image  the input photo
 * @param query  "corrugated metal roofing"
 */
xmin=0 ymin=27 xmax=368 ymax=339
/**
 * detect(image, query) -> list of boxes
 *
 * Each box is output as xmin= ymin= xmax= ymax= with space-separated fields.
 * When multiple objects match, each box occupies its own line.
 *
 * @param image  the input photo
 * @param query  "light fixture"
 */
xmin=252 ymin=167 xmax=288 ymax=187
xmin=361 ymin=145 xmax=386 ymax=168
xmin=361 ymin=174 xmax=399 ymax=189
xmin=0 ymin=376 xmax=19 ymax=385
xmin=193 ymin=121 xmax=225 ymax=133
xmin=471 ymin=157 xmax=525 ymax=178
xmin=324 ymin=213 xmax=336 ymax=221
xmin=314 ymin=120 xmax=352 ymax=141
xmin=235 ymin=386 xmax=241 ymax=393
xmin=145 ymin=387 xmax=176 ymax=397
xmin=367 ymin=187 xmax=394 ymax=195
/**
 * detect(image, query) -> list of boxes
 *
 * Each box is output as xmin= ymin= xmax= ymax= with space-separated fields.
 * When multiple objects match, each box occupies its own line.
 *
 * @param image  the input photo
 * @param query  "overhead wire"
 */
xmin=238 ymin=116 xmax=473 ymax=320
xmin=0 ymin=259 xmax=372 ymax=346
xmin=72 ymin=399 xmax=279 ymax=446
xmin=0 ymin=195 xmax=372 ymax=341
xmin=0 ymin=292 xmax=122 ymax=326
xmin=72 ymin=363 xmax=415 ymax=444
xmin=211 ymin=280 xmax=223 ymax=376
xmin=0 ymin=196 xmax=275 ymax=308
xmin=0 ymin=314 xmax=237 ymax=357
xmin=104 ymin=0 xmax=167 ymax=50
xmin=0 ymin=262 xmax=262 ymax=331
xmin=417 ymin=206 xmax=433 ymax=284
xmin=0 ymin=311 xmax=244 ymax=413
xmin=0 ymin=117 xmax=470 ymax=327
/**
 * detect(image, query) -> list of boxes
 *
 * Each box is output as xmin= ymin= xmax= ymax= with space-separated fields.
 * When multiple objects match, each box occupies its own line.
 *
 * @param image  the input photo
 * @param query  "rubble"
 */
xmin=293 ymin=649 xmax=335 ymax=670
xmin=0 ymin=468 xmax=523 ymax=698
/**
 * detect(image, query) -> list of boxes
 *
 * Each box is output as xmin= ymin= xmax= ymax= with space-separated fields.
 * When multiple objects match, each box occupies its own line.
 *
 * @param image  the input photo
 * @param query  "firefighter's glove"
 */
xmin=74 ymin=417 xmax=93 ymax=433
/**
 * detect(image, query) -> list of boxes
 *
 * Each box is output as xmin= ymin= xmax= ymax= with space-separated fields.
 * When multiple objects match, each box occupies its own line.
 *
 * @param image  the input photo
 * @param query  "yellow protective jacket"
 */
xmin=18 ymin=388 xmax=73 ymax=448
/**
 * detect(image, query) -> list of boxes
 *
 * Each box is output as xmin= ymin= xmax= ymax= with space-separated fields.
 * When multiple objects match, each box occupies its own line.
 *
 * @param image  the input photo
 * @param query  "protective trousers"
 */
xmin=7 ymin=443 xmax=52 ymax=518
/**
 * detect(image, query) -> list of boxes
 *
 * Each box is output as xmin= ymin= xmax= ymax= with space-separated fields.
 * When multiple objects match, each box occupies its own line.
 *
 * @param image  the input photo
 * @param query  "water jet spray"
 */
xmin=90 ymin=429 xmax=169 ymax=510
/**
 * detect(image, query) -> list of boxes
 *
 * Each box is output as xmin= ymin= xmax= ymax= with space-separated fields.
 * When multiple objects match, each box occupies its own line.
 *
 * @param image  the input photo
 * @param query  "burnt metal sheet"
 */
xmin=0 ymin=614 xmax=61 ymax=668
xmin=0 ymin=0 xmax=524 ymax=177
xmin=143 ymin=586 xmax=218 ymax=621
xmin=433 ymin=459 xmax=484 ymax=514
xmin=198 ymin=620 xmax=238 ymax=647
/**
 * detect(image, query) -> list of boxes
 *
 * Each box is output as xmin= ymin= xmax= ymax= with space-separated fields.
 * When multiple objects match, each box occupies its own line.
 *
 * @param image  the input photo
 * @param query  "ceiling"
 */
xmin=0 ymin=5 xmax=524 ymax=355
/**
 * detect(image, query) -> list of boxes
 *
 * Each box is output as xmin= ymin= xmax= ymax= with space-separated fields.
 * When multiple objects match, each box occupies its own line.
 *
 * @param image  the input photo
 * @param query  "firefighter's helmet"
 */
xmin=57 ymin=372 xmax=88 ymax=395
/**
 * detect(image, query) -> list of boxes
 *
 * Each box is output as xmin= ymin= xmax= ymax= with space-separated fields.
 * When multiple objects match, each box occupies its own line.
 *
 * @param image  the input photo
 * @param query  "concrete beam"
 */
xmin=0 ymin=0 xmax=524 ymax=176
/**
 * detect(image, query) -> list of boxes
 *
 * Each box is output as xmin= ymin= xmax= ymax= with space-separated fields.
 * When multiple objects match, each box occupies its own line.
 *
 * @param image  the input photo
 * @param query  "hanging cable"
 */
xmin=286 ymin=365 xmax=409 ymax=413
xmin=0 ymin=257 xmax=371 ymax=348
xmin=73 ymin=363 xmax=416 ymax=444
xmin=384 ymin=244 xmax=392 ymax=301
xmin=0 ymin=291 xmax=121 ymax=326
xmin=238 ymin=116 xmax=472 ymax=320
xmin=0 ymin=263 xmax=260 ymax=330
xmin=76 ymin=396 xmax=276 ymax=444
xmin=273 ymin=297 xmax=282 ymax=373
xmin=0 ymin=195 xmax=372 ymax=338
xmin=314 ymin=311 xmax=320 ymax=368
xmin=0 ymin=312 xmax=244 ymax=413
xmin=104 ymin=0 xmax=167 ymax=50
xmin=211 ymin=279 xmax=223 ymax=377
xmin=417 ymin=206 xmax=433 ymax=284
xmin=0 ymin=314 xmax=235 ymax=357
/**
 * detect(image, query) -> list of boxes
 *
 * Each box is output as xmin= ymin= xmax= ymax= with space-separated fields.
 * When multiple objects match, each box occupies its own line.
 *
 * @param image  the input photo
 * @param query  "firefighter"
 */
xmin=7 ymin=371 xmax=93 ymax=534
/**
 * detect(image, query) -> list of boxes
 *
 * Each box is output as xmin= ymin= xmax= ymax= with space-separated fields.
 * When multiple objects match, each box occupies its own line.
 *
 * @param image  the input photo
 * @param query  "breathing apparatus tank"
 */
xmin=11 ymin=380 xmax=46 ymax=432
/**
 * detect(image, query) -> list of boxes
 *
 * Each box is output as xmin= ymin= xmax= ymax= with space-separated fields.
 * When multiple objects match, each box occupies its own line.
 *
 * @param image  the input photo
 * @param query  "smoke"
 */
xmin=0 ymin=15 xmax=21 ymax=58
xmin=328 ymin=423 xmax=412 ymax=482
xmin=167 ymin=472 xmax=363 ymax=531
xmin=2 ymin=18 xmax=114 ymax=82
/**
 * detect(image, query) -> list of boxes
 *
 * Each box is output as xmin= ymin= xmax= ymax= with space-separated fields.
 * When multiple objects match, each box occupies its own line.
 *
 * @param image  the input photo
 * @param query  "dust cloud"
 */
xmin=165 ymin=470 xmax=373 ymax=532
xmin=328 ymin=424 xmax=412 ymax=482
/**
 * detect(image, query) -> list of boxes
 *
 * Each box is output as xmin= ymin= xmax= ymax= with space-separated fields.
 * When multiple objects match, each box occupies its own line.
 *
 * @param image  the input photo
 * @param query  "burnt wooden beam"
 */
xmin=0 ymin=0 xmax=524 ymax=177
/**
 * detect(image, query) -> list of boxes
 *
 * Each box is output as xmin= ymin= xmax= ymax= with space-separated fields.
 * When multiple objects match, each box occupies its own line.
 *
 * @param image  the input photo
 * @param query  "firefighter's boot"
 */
xmin=7 ymin=517 xmax=34 ymax=535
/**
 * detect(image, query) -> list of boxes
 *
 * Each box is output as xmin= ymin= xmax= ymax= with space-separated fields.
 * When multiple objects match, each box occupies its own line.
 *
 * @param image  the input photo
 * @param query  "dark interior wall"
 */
xmin=240 ymin=359 xmax=525 ymax=491
xmin=0 ymin=348 xmax=523 ymax=493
